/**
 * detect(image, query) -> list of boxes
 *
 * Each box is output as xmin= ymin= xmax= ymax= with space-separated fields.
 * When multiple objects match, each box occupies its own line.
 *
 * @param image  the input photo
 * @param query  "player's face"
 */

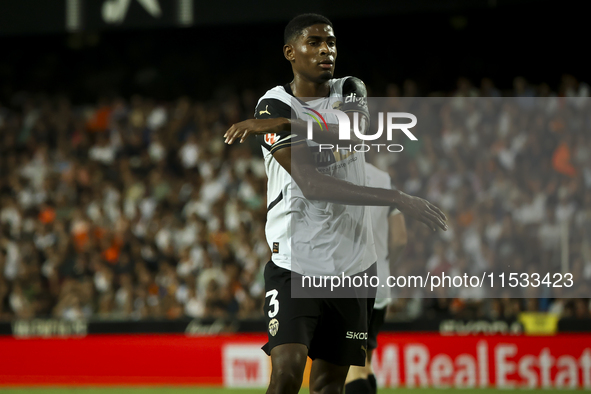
xmin=287 ymin=24 xmax=337 ymax=83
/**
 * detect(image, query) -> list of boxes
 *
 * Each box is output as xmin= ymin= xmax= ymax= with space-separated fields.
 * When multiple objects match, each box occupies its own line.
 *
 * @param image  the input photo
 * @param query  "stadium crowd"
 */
xmin=0 ymin=75 xmax=590 ymax=322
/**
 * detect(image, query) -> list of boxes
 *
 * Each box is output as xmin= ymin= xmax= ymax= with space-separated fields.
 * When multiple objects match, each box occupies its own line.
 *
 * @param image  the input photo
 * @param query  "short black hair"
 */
xmin=284 ymin=13 xmax=333 ymax=44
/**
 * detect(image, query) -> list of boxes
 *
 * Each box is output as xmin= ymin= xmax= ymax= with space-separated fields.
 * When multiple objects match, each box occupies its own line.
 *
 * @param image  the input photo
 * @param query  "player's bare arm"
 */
xmin=224 ymin=116 xmax=358 ymax=145
xmin=224 ymin=118 xmax=290 ymax=144
xmin=273 ymin=144 xmax=447 ymax=232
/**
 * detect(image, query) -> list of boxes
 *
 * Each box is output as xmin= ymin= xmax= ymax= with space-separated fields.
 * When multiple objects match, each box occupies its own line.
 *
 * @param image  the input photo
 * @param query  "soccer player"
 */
xmin=344 ymin=162 xmax=408 ymax=394
xmin=224 ymin=14 xmax=446 ymax=394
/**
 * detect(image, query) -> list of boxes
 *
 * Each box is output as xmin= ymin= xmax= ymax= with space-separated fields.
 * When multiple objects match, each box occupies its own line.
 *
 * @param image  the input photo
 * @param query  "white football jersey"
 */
xmin=254 ymin=77 xmax=377 ymax=277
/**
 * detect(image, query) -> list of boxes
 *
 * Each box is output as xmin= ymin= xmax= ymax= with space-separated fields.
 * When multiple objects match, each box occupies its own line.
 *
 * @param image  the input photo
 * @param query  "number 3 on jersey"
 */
xmin=266 ymin=289 xmax=279 ymax=318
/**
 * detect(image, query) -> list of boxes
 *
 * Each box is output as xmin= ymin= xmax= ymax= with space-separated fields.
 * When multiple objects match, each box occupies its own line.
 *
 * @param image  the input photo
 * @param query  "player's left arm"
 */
xmin=388 ymin=210 xmax=407 ymax=275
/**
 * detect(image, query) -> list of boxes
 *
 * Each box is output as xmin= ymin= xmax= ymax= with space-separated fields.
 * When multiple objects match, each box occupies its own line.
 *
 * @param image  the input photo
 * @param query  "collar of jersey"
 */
xmin=283 ymin=82 xmax=334 ymax=106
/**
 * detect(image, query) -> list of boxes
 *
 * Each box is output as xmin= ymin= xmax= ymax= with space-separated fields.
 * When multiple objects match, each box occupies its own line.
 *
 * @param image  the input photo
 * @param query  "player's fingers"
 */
xmin=426 ymin=205 xmax=447 ymax=229
xmin=417 ymin=198 xmax=446 ymax=225
xmin=240 ymin=129 xmax=250 ymax=143
xmin=421 ymin=210 xmax=446 ymax=231
xmin=428 ymin=213 xmax=447 ymax=231
xmin=226 ymin=124 xmax=240 ymax=139
xmin=227 ymin=128 xmax=243 ymax=145
xmin=224 ymin=125 xmax=236 ymax=143
xmin=428 ymin=203 xmax=447 ymax=222
xmin=241 ymin=129 xmax=256 ymax=143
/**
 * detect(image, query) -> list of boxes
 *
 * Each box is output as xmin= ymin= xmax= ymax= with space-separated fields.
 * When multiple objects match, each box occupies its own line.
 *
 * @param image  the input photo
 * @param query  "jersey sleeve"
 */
xmin=342 ymin=77 xmax=370 ymax=119
xmin=254 ymin=98 xmax=306 ymax=154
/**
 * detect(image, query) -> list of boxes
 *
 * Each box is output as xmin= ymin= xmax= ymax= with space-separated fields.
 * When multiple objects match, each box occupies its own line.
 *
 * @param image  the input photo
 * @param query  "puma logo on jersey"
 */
xmin=259 ymin=105 xmax=271 ymax=116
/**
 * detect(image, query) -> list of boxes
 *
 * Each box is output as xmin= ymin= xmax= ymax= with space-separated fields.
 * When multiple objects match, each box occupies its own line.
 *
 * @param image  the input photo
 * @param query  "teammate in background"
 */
xmin=224 ymin=13 xmax=446 ymax=394
xmin=345 ymin=162 xmax=408 ymax=394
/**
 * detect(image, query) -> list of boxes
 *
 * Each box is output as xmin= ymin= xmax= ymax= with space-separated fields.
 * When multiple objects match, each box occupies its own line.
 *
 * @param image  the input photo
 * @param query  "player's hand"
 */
xmin=394 ymin=191 xmax=448 ymax=232
xmin=224 ymin=118 xmax=288 ymax=144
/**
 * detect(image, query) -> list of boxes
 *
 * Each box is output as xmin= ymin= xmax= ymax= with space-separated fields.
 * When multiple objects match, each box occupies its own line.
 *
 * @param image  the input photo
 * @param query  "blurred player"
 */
xmin=345 ymin=162 xmax=408 ymax=394
xmin=224 ymin=13 xmax=446 ymax=394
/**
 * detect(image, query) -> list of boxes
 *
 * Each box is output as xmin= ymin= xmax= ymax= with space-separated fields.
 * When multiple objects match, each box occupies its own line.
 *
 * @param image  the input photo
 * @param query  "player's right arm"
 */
xmin=224 ymin=103 xmax=355 ymax=145
xmin=224 ymin=98 xmax=292 ymax=144
xmin=225 ymin=77 xmax=369 ymax=145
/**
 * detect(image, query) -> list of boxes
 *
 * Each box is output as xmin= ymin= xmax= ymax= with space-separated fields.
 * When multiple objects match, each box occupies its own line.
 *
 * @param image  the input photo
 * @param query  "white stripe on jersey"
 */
xmin=259 ymin=77 xmax=376 ymax=277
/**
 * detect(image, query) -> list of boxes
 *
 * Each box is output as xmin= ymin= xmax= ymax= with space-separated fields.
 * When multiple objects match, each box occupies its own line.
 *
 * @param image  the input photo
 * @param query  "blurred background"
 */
xmin=1 ymin=0 xmax=590 ymax=391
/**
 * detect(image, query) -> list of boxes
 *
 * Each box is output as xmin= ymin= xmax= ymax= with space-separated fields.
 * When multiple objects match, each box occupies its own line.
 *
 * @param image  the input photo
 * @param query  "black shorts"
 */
xmin=367 ymin=306 xmax=387 ymax=350
xmin=262 ymin=261 xmax=375 ymax=366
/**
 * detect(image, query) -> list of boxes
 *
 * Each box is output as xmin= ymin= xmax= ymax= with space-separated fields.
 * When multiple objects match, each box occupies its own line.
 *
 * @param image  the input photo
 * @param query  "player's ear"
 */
xmin=284 ymin=44 xmax=295 ymax=62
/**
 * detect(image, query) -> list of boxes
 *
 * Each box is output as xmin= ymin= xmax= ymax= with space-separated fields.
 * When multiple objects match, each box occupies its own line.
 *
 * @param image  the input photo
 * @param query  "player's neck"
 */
xmin=290 ymin=75 xmax=330 ymax=98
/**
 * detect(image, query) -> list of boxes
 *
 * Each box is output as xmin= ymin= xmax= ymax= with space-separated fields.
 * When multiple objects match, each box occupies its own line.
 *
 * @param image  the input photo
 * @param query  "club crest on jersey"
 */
xmin=265 ymin=133 xmax=278 ymax=145
xmin=269 ymin=318 xmax=279 ymax=336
